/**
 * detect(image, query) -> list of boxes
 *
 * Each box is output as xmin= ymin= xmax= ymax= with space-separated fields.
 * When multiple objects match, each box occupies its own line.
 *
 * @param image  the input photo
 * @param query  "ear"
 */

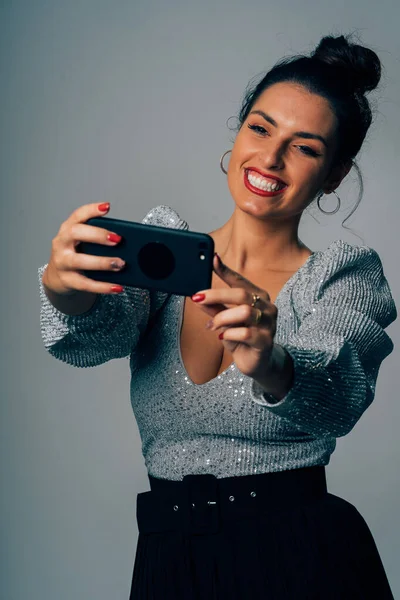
xmin=322 ymin=160 xmax=352 ymax=194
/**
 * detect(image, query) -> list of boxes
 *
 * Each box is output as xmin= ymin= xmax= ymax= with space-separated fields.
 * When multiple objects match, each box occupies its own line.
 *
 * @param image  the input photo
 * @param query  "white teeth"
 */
xmin=247 ymin=171 xmax=284 ymax=192
xmin=256 ymin=177 xmax=265 ymax=189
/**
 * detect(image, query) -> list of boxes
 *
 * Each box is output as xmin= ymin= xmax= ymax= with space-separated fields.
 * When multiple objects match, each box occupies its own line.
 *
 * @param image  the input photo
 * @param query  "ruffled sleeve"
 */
xmin=250 ymin=242 xmax=397 ymax=438
xmin=38 ymin=205 xmax=188 ymax=368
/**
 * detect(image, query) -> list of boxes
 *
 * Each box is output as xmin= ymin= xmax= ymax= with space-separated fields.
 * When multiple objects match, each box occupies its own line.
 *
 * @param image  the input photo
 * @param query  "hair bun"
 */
xmin=311 ymin=34 xmax=381 ymax=96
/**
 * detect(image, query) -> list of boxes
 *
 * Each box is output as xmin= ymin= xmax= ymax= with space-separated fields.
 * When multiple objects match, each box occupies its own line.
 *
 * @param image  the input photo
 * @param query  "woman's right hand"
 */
xmin=42 ymin=202 xmax=125 ymax=296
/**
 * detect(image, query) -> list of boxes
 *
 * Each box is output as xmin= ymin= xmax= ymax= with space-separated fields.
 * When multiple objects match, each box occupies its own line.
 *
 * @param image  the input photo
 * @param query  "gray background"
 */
xmin=1 ymin=1 xmax=399 ymax=598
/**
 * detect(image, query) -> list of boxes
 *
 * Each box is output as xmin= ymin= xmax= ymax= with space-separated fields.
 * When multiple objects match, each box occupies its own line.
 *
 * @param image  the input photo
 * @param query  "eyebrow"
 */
xmin=249 ymin=110 xmax=328 ymax=147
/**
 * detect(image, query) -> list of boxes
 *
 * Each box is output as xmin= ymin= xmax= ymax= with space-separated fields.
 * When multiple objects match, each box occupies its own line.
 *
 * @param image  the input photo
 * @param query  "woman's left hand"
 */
xmin=191 ymin=253 xmax=278 ymax=379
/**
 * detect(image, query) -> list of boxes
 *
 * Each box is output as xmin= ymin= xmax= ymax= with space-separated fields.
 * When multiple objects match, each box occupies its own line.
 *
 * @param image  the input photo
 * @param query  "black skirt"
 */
xmin=129 ymin=467 xmax=393 ymax=599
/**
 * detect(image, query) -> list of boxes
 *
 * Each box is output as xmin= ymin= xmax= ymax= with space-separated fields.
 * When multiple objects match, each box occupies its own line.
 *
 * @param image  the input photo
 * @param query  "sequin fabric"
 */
xmin=38 ymin=205 xmax=397 ymax=480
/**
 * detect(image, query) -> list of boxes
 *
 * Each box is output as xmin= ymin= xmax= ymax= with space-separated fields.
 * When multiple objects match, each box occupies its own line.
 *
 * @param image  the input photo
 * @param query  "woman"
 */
xmin=38 ymin=34 xmax=397 ymax=598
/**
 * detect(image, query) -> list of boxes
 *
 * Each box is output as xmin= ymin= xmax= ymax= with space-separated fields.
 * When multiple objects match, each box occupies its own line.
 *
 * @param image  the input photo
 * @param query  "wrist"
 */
xmin=41 ymin=266 xmax=98 ymax=316
xmin=42 ymin=265 xmax=75 ymax=297
xmin=252 ymin=344 xmax=294 ymax=402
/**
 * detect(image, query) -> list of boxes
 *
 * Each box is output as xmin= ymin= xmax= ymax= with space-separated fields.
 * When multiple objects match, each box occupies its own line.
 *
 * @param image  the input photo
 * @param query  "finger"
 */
xmin=192 ymin=287 xmax=269 ymax=309
xmin=212 ymin=253 xmax=264 ymax=293
xmin=62 ymin=271 xmax=126 ymax=295
xmin=64 ymin=202 xmax=111 ymax=228
xmin=68 ymin=222 xmax=123 ymax=247
xmin=62 ymin=249 xmax=126 ymax=273
xmin=209 ymin=305 xmax=273 ymax=331
xmin=218 ymin=326 xmax=266 ymax=349
xmin=192 ymin=302 xmax=225 ymax=320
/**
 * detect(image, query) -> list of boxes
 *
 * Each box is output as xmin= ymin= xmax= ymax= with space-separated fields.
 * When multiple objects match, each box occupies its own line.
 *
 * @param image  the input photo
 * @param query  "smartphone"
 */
xmin=77 ymin=216 xmax=215 ymax=297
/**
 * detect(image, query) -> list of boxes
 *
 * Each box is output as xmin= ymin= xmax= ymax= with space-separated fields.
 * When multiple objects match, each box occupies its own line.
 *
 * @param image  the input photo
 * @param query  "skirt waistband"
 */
xmin=137 ymin=467 xmax=327 ymax=536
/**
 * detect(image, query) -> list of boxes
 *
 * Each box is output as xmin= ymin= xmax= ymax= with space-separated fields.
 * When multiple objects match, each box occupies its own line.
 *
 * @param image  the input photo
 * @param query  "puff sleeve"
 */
xmin=38 ymin=205 xmax=188 ymax=367
xmin=250 ymin=243 xmax=397 ymax=438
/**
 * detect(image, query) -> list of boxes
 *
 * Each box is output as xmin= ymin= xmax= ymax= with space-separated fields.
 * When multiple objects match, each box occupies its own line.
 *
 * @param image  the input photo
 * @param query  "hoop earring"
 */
xmin=220 ymin=149 xmax=231 ymax=174
xmin=317 ymin=190 xmax=341 ymax=215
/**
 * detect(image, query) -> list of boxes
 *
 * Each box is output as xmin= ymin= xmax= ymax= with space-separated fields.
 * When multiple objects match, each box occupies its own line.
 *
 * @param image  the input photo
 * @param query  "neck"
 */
xmin=215 ymin=208 xmax=306 ymax=273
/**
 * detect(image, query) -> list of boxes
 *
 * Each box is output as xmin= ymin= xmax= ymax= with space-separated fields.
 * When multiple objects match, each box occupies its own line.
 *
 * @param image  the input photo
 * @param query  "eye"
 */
xmin=247 ymin=123 xmax=269 ymax=136
xmin=297 ymin=145 xmax=320 ymax=157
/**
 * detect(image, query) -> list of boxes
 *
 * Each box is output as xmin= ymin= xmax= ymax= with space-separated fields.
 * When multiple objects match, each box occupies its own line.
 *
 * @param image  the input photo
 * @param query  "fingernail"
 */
xmin=218 ymin=331 xmax=224 ymax=340
xmin=111 ymin=285 xmax=124 ymax=293
xmin=110 ymin=260 xmax=125 ymax=270
xmin=107 ymin=233 xmax=122 ymax=243
xmin=98 ymin=203 xmax=110 ymax=212
xmin=191 ymin=293 xmax=206 ymax=302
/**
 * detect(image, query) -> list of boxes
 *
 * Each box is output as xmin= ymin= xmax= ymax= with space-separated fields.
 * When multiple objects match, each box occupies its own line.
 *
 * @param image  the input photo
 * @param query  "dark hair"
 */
xmin=235 ymin=34 xmax=382 ymax=238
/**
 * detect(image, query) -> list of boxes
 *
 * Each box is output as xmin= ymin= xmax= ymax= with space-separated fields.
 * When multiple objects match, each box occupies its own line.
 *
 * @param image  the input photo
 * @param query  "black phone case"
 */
xmin=77 ymin=216 xmax=215 ymax=297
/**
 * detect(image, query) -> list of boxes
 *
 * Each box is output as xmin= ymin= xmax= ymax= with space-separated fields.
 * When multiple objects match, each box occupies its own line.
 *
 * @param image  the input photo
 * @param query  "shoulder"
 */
xmin=313 ymin=239 xmax=384 ymax=271
xmin=295 ymin=240 xmax=396 ymax=326
xmin=305 ymin=239 xmax=387 ymax=286
xmin=142 ymin=205 xmax=189 ymax=230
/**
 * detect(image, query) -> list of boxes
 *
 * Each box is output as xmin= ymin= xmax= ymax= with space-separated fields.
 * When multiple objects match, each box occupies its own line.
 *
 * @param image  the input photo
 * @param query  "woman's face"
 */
xmin=227 ymin=82 xmax=341 ymax=219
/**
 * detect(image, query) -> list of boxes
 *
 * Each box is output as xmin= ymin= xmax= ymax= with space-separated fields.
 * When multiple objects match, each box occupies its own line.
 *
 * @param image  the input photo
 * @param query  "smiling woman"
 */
xmin=231 ymin=34 xmax=379 ymax=232
xmin=226 ymin=82 xmax=340 ymax=222
xmin=38 ymin=33 xmax=396 ymax=600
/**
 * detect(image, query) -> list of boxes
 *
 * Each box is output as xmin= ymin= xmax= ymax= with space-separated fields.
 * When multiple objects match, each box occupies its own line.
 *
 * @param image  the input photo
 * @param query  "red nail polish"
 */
xmin=111 ymin=285 xmax=124 ymax=293
xmin=107 ymin=233 xmax=122 ymax=243
xmin=218 ymin=332 xmax=224 ymax=340
xmin=98 ymin=202 xmax=110 ymax=212
xmin=191 ymin=293 xmax=206 ymax=302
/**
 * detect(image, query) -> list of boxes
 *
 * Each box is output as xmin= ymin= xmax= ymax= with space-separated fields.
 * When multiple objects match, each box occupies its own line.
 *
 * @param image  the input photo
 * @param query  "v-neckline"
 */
xmin=176 ymin=250 xmax=317 ymax=388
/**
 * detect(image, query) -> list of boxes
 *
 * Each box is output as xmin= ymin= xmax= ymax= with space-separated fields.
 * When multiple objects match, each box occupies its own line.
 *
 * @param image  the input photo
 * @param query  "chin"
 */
xmin=238 ymin=196 xmax=279 ymax=218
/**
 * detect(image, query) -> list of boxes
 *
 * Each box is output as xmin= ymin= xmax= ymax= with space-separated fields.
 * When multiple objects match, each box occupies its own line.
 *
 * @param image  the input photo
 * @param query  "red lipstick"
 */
xmin=244 ymin=168 xmax=288 ymax=197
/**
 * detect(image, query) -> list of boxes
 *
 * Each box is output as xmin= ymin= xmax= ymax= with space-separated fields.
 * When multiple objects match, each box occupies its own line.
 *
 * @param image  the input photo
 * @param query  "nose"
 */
xmin=259 ymin=141 xmax=285 ymax=170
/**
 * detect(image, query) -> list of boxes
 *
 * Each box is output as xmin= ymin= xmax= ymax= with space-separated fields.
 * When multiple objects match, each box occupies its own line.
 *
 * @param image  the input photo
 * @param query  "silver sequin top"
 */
xmin=38 ymin=205 xmax=397 ymax=480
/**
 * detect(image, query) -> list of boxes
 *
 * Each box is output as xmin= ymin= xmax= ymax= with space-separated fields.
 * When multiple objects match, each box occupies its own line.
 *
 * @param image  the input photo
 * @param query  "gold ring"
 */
xmin=251 ymin=294 xmax=261 ymax=307
xmin=254 ymin=308 xmax=262 ymax=325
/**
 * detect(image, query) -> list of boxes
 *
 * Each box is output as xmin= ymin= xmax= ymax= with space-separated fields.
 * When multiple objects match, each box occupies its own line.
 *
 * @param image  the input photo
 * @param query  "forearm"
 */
xmin=251 ymin=343 xmax=295 ymax=403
